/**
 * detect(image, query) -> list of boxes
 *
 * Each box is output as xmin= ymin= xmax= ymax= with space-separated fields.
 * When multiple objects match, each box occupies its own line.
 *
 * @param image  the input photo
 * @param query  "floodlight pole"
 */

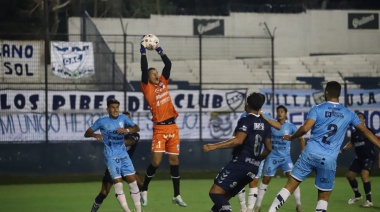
xmin=263 ymin=22 xmax=277 ymax=117
xmin=338 ymin=71 xmax=348 ymax=107
xmin=44 ymin=0 xmax=49 ymax=143
xmin=120 ymin=17 xmax=129 ymax=112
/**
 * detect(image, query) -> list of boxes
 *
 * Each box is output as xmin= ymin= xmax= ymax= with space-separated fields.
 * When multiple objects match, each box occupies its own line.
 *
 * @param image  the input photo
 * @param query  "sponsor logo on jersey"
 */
xmin=254 ymin=123 xmax=264 ymax=130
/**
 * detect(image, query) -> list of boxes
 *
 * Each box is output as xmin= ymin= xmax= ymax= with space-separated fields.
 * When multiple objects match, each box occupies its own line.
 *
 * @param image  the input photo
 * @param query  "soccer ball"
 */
xmin=141 ymin=34 xmax=159 ymax=50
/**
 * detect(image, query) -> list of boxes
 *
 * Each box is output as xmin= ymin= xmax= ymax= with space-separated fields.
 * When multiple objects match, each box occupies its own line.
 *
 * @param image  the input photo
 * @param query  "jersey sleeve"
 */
xmin=350 ymin=111 xmax=362 ymax=127
xmin=306 ymin=105 xmax=318 ymax=121
xmin=235 ymin=117 xmax=249 ymax=134
xmin=91 ymin=119 xmax=102 ymax=131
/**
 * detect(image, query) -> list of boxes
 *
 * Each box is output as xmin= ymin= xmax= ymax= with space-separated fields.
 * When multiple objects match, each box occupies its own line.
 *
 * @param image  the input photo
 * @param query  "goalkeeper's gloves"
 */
xmin=140 ymin=44 xmax=146 ymax=54
xmin=140 ymin=35 xmax=146 ymax=54
xmin=156 ymin=44 xmax=163 ymax=54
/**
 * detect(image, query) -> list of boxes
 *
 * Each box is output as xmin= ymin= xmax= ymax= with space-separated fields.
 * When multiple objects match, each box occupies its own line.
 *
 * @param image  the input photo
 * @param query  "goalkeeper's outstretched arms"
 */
xmin=157 ymin=44 xmax=172 ymax=80
xmin=140 ymin=38 xmax=149 ymax=85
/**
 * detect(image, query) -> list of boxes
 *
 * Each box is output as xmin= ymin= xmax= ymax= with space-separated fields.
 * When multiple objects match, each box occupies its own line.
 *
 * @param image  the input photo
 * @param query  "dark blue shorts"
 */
xmin=349 ymin=157 xmax=375 ymax=173
xmin=214 ymin=161 xmax=258 ymax=197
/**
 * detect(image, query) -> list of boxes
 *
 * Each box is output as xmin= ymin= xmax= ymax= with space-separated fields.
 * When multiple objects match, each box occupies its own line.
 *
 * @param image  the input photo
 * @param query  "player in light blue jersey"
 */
xmin=254 ymin=105 xmax=305 ymax=212
xmin=268 ymin=81 xmax=380 ymax=212
xmin=237 ymin=111 xmax=281 ymax=212
xmin=84 ymin=99 xmax=142 ymax=212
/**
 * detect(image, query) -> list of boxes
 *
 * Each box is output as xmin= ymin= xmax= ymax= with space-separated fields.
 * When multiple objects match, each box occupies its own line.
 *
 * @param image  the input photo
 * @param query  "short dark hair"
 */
xmin=276 ymin=105 xmax=287 ymax=113
xmin=325 ymin=81 xmax=341 ymax=98
xmin=246 ymin=92 xmax=265 ymax=111
xmin=148 ymin=67 xmax=156 ymax=72
xmin=355 ymin=111 xmax=366 ymax=120
xmin=107 ymin=99 xmax=120 ymax=107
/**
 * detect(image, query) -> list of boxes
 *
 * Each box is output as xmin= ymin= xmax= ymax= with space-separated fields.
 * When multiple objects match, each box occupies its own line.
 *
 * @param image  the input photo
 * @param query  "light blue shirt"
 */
xmin=305 ymin=101 xmax=361 ymax=159
xmin=91 ymin=114 xmax=136 ymax=158
xmin=270 ymin=122 xmax=298 ymax=158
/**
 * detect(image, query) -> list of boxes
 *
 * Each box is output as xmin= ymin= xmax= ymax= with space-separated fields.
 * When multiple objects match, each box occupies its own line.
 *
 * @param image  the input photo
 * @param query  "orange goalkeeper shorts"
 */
xmin=151 ymin=123 xmax=180 ymax=155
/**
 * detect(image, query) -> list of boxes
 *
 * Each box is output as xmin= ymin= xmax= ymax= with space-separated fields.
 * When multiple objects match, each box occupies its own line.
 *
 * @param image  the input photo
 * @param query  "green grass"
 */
xmin=0 ymin=177 xmax=379 ymax=212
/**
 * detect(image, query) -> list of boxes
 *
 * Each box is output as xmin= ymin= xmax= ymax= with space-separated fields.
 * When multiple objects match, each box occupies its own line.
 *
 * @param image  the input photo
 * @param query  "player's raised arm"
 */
xmin=284 ymin=118 xmax=315 ymax=141
xmin=259 ymin=111 xmax=281 ymax=130
xmin=140 ymin=37 xmax=149 ymax=85
xmin=202 ymin=132 xmax=247 ymax=152
xmin=157 ymin=44 xmax=172 ymax=80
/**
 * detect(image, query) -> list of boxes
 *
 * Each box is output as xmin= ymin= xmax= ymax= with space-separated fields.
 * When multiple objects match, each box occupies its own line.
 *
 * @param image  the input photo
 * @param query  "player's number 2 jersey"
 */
xmin=306 ymin=101 xmax=361 ymax=159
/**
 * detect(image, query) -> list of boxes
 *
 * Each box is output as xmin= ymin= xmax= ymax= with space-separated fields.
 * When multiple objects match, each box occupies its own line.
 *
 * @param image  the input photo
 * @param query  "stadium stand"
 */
xmin=121 ymin=54 xmax=380 ymax=91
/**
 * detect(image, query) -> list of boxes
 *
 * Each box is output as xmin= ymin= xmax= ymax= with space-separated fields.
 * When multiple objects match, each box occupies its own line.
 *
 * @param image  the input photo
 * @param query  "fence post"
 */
xmin=199 ymin=34 xmax=203 ymax=141
xmin=44 ymin=0 xmax=49 ymax=143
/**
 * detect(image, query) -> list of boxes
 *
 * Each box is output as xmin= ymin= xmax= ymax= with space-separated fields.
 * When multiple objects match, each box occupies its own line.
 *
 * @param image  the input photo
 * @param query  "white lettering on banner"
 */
xmin=1 ymin=110 xmax=378 ymax=142
xmin=0 ymin=40 xmax=41 ymax=79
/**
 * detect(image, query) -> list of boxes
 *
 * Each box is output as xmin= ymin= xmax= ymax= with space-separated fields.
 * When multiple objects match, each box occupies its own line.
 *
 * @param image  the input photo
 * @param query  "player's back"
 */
xmin=306 ymin=101 xmax=361 ymax=159
xmin=232 ymin=114 xmax=271 ymax=163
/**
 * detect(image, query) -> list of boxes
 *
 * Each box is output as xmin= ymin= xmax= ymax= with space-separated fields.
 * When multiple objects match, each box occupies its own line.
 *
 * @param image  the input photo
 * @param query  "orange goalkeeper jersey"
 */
xmin=141 ymin=75 xmax=178 ymax=122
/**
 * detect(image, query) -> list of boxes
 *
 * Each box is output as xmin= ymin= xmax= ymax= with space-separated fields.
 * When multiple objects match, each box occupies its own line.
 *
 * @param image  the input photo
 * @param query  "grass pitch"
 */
xmin=0 ymin=177 xmax=379 ymax=211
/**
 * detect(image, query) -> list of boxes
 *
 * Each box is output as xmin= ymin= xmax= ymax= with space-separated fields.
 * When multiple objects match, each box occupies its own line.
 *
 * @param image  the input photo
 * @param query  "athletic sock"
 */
xmin=255 ymin=183 xmax=268 ymax=208
xmin=316 ymin=200 xmax=328 ymax=212
xmin=142 ymin=163 xmax=157 ymax=191
xmin=91 ymin=202 xmax=100 ymax=212
xmin=129 ymin=181 xmax=142 ymax=212
xmin=293 ymin=186 xmax=301 ymax=205
xmin=247 ymin=187 xmax=258 ymax=209
xmin=170 ymin=165 xmax=180 ymax=197
xmin=114 ymin=182 xmax=131 ymax=212
xmin=268 ymin=188 xmax=290 ymax=212
xmin=237 ymin=189 xmax=247 ymax=209
xmin=348 ymin=179 xmax=361 ymax=197
xmin=363 ymin=181 xmax=372 ymax=202
xmin=91 ymin=193 xmax=107 ymax=212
